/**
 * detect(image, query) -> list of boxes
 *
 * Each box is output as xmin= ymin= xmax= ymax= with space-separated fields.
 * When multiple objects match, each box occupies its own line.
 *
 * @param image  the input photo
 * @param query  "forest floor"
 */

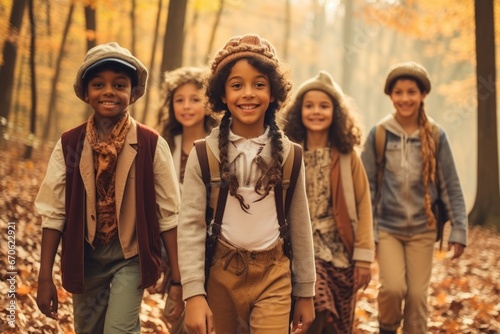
xmin=1 ymin=140 xmax=499 ymax=334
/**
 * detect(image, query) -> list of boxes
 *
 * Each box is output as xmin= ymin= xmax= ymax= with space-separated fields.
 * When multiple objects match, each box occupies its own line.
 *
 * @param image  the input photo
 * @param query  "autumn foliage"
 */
xmin=1 ymin=141 xmax=499 ymax=333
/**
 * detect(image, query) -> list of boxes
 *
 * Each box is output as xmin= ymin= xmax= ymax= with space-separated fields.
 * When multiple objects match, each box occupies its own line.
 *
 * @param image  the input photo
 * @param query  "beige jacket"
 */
xmin=35 ymin=119 xmax=180 ymax=259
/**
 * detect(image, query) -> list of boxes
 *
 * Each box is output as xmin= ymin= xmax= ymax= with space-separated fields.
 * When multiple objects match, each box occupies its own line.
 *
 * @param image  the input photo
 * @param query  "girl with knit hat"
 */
xmin=283 ymin=71 xmax=374 ymax=333
xmin=158 ymin=66 xmax=218 ymax=187
xmin=155 ymin=66 xmax=218 ymax=334
xmin=35 ymin=42 xmax=183 ymax=333
xmin=361 ymin=61 xmax=468 ymax=334
xmin=177 ymin=34 xmax=316 ymax=334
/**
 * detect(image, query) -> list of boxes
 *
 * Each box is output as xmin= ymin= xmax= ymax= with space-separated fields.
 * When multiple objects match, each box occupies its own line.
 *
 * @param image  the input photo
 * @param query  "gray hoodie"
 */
xmin=361 ymin=114 xmax=468 ymax=246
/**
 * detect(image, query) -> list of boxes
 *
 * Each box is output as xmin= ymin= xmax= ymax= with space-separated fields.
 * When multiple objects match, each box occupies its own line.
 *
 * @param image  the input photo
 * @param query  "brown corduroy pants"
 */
xmin=207 ymin=238 xmax=292 ymax=334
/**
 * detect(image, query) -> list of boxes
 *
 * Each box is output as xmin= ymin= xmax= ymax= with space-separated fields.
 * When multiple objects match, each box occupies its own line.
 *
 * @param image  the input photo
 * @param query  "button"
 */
xmin=250 ymin=252 xmax=257 ymax=260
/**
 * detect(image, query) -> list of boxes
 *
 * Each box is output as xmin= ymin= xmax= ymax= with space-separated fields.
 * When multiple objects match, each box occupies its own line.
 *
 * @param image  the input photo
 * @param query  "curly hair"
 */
xmin=157 ymin=67 xmax=218 ymax=151
xmin=283 ymin=89 xmax=361 ymax=154
xmin=388 ymin=75 xmax=437 ymax=227
xmin=205 ymin=57 xmax=292 ymax=212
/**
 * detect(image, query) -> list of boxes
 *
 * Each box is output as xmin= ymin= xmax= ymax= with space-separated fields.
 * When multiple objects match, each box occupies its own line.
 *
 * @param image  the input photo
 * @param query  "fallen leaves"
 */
xmin=1 ymin=142 xmax=499 ymax=333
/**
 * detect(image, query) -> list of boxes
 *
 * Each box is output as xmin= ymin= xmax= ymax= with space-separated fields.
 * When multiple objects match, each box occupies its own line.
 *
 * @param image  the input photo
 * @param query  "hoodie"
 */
xmin=361 ymin=114 xmax=468 ymax=246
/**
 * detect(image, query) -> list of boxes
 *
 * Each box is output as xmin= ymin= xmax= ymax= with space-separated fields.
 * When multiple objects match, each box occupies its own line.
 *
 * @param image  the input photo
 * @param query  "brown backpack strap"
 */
xmin=275 ymin=143 xmax=302 ymax=259
xmin=194 ymin=140 xmax=213 ymax=226
xmin=194 ymin=139 xmax=227 ymax=236
xmin=285 ymin=143 xmax=302 ymax=215
xmin=375 ymin=125 xmax=387 ymax=203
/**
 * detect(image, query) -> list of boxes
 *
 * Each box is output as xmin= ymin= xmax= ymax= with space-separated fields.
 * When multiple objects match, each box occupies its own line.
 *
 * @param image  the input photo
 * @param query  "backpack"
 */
xmin=374 ymin=124 xmax=449 ymax=248
xmin=194 ymin=139 xmax=303 ymax=282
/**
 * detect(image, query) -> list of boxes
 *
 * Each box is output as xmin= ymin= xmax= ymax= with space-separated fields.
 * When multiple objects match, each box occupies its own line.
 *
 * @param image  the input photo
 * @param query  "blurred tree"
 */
xmin=205 ymin=0 xmax=224 ymax=64
xmin=141 ymin=0 xmax=163 ymax=124
xmin=469 ymin=0 xmax=499 ymax=229
xmin=42 ymin=2 xmax=75 ymax=140
xmin=23 ymin=0 xmax=36 ymax=160
xmin=130 ymin=0 xmax=137 ymax=55
xmin=83 ymin=1 xmax=97 ymax=121
xmin=161 ymin=0 xmax=187 ymax=74
xmin=0 ymin=0 xmax=27 ymax=127
xmin=341 ymin=0 xmax=355 ymax=92
xmin=84 ymin=1 xmax=97 ymax=51
xmin=283 ymin=0 xmax=291 ymax=61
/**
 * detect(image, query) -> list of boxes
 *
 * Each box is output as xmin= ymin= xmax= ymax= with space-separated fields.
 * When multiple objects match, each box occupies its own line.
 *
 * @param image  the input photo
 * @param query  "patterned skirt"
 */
xmin=314 ymin=258 xmax=356 ymax=333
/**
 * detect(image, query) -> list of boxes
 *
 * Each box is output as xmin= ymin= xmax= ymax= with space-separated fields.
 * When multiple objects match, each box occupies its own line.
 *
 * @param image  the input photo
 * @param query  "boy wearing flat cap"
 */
xmin=35 ymin=42 xmax=183 ymax=333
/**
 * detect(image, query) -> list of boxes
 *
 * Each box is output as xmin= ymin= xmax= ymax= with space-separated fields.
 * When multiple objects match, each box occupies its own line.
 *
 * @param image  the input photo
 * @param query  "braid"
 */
xmin=419 ymin=103 xmax=437 ymax=227
xmin=254 ymin=113 xmax=284 ymax=201
xmin=219 ymin=111 xmax=250 ymax=212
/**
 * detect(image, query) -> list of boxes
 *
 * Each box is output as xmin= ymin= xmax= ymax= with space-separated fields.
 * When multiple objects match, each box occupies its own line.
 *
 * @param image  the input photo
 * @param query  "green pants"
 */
xmin=72 ymin=239 xmax=144 ymax=334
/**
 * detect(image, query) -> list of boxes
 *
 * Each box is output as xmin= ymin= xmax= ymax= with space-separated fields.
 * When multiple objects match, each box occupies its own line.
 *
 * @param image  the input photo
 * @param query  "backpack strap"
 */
xmin=275 ymin=143 xmax=302 ymax=259
xmin=375 ymin=124 xmax=387 ymax=203
xmin=194 ymin=139 xmax=228 ymax=238
xmin=340 ymin=153 xmax=357 ymax=224
xmin=195 ymin=140 xmax=213 ymax=226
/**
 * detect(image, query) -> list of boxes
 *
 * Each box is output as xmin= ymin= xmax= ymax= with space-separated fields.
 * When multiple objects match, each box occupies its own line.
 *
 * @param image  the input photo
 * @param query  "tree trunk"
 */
xmin=24 ymin=0 xmax=36 ymax=160
xmin=341 ymin=0 xmax=354 ymax=93
xmin=468 ymin=0 xmax=500 ymax=229
xmin=161 ymin=0 xmax=187 ymax=73
xmin=83 ymin=3 xmax=97 ymax=121
xmin=0 ymin=0 xmax=27 ymax=124
xmin=129 ymin=0 xmax=137 ymax=117
xmin=84 ymin=3 xmax=97 ymax=51
xmin=141 ymin=0 xmax=163 ymax=124
xmin=45 ymin=0 xmax=53 ymax=66
xmin=205 ymin=0 xmax=224 ymax=64
xmin=282 ymin=0 xmax=291 ymax=61
xmin=42 ymin=3 xmax=75 ymax=141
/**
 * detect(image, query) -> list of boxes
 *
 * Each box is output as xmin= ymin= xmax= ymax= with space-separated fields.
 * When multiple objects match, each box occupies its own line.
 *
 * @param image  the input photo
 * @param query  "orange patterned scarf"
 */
xmin=86 ymin=113 xmax=131 ymax=245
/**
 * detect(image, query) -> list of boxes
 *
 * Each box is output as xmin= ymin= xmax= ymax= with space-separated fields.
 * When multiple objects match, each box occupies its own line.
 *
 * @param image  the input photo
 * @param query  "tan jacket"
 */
xmin=35 ymin=118 xmax=180 ymax=259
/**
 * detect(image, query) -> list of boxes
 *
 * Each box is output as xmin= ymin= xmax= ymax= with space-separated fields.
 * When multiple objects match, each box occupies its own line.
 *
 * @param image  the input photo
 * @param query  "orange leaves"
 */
xmin=2 ymin=142 xmax=500 ymax=333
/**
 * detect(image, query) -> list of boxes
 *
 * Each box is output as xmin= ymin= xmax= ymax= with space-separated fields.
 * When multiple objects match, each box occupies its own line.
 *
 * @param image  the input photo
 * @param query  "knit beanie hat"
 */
xmin=384 ymin=61 xmax=431 ymax=95
xmin=74 ymin=42 xmax=148 ymax=102
xmin=295 ymin=70 xmax=345 ymax=103
xmin=210 ymin=34 xmax=279 ymax=74
xmin=163 ymin=66 xmax=206 ymax=94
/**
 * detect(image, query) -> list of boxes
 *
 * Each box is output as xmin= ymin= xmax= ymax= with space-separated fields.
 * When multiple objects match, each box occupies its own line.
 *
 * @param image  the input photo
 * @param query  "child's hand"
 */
xmin=36 ymin=280 xmax=59 ymax=320
xmin=354 ymin=266 xmax=371 ymax=291
xmin=164 ymin=285 xmax=185 ymax=322
xmin=185 ymin=295 xmax=214 ymax=334
xmin=291 ymin=297 xmax=315 ymax=333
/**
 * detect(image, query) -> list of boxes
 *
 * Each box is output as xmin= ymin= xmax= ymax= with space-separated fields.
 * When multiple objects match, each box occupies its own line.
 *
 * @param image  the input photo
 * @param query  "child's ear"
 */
xmin=221 ymin=96 xmax=227 ymax=104
xmin=270 ymin=96 xmax=275 ymax=103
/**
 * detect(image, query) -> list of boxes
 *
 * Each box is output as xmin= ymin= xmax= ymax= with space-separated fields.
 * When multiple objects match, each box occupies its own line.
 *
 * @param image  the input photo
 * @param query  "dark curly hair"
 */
xmin=205 ymin=57 xmax=292 ymax=212
xmin=283 ymin=89 xmax=361 ymax=154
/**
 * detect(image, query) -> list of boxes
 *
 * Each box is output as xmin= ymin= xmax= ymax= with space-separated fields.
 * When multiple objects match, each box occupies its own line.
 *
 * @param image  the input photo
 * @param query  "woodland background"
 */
xmin=0 ymin=0 xmax=500 ymax=333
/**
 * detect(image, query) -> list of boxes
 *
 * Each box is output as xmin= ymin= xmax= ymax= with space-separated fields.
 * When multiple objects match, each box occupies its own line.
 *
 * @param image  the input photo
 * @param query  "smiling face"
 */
xmin=301 ymin=90 xmax=334 ymax=136
xmin=172 ymin=82 xmax=205 ymax=129
xmin=221 ymin=59 xmax=274 ymax=138
xmin=85 ymin=69 xmax=134 ymax=121
xmin=389 ymin=78 xmax=427 ymax=123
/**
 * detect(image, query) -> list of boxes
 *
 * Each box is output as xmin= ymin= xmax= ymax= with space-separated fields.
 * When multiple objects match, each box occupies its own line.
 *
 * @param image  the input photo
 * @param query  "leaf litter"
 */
xmin=1 ymin=143 xmax=499 ymax=334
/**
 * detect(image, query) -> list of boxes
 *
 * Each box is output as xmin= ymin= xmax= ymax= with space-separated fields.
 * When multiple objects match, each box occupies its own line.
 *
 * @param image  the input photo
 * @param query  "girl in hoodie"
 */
xmin=361 ymin=61 xmax=468 ymax=334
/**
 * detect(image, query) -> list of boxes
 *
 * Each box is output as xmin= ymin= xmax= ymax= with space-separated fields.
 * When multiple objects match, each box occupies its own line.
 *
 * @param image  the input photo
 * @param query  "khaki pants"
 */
xmin=207 ymin=238 xmax=292 ymax=334
xmin=73 ymin=239 xmax=144 ymax=334
xmin=377 ymin=229 xmax=436 ymax=334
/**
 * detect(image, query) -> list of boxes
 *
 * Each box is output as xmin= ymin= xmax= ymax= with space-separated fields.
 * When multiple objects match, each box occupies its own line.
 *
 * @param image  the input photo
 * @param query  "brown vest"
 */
xmin=61 ymin=122 xmax=162 ymax=293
